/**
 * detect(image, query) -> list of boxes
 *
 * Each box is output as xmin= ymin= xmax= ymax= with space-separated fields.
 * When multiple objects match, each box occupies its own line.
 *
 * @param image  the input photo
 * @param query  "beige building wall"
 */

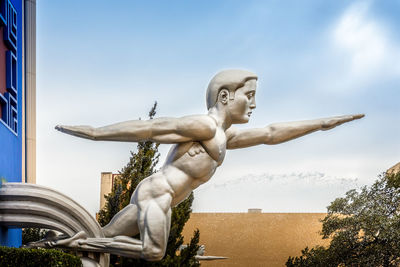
xmin=182 ymin=212 xmax=329 ymax=267
xmin=100 ymin=172 xmax=113 ymax=210
xmin=99 ymin=172 xmax=121 ymax=210
xmin=388 ymin=162 xmax=400 ymax=174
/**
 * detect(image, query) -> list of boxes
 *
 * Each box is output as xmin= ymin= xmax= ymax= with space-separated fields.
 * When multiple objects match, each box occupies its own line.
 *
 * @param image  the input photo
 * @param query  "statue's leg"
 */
xmin=78 ymin=194 xmax=172 ymax=260
xmin=46 ymin=232 xmax=144 ymax=258
xmin=102 ymin=203 xmax=140 ymax=237
xmin=138 ymin=195 xmax=172 ymax=261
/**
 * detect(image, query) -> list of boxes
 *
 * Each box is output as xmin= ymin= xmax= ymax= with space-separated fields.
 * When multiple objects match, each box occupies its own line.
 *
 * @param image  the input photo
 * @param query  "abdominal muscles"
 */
xmin=163 ymin=142 xmax=219 ymax=204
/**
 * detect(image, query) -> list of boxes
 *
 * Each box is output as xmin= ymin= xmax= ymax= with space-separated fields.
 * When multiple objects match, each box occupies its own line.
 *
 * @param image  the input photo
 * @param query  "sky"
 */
xmin=36 ymin=0 xmax=400 ymax=216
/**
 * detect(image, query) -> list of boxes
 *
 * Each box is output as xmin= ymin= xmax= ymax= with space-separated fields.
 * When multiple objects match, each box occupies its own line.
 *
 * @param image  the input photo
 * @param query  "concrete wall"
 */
xmin=182 ymin=213 xmax=329 ymax=267
xmin=24 ymin=0 xmax=36 ymax=184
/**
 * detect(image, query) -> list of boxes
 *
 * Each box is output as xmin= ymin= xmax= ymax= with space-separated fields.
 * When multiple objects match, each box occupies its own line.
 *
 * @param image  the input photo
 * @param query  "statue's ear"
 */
xmin=218 ymin=89 xmax=229 ymax=105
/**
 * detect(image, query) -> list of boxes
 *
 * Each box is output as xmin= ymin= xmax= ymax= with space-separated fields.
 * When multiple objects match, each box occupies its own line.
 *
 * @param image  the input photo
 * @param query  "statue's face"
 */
xmin=228 ymin=79 xmax=257 ymax=124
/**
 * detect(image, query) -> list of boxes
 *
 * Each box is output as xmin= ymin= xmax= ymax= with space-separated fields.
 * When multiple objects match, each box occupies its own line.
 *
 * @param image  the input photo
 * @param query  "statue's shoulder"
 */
xmin=180 ymin=114 xmax=217 ymax=130
xmin=173 ymin=114 xmax=217 ymax=139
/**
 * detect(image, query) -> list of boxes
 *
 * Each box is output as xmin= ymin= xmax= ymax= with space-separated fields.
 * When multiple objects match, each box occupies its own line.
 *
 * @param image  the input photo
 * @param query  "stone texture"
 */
xmin=0 ymin=182 xmax=109 ymax=266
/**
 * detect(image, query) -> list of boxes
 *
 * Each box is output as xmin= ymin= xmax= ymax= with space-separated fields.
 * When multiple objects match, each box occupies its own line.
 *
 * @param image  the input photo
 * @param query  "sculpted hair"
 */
xmin=206 ymin=69 xmax=258 ymax=110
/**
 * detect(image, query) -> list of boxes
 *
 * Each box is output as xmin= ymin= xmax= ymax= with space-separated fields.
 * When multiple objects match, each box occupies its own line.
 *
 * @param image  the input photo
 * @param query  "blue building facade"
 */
xmin=0 ymin=0 xmax=25 ymax=247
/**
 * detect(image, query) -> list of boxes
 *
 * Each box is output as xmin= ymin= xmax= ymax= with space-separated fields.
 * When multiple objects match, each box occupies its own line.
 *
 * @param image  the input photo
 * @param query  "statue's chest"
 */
xmin=201 ymin=128 xmax=226 ymax=166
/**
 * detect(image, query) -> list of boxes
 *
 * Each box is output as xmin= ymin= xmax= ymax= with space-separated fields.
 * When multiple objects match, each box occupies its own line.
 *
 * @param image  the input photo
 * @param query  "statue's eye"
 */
xmin=247 ymin=92 xmax=254 ymax=99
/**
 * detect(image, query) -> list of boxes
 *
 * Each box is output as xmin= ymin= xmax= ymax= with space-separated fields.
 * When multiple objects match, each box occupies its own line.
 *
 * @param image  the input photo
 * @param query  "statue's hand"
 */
xmin=45 ymin=231 xmax=88 ymax=248
xmin=55 ymin=125 xmax=95 ymax=140
xmin=321 ymin=114 xmax=364 ymax=131
xmin=45 ymin=240 xmax=56 ymax=247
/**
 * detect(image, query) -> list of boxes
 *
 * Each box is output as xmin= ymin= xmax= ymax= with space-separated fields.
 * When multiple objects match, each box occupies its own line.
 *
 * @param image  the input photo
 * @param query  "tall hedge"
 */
xmin=0 ymin=246 xmax=82 ymax=267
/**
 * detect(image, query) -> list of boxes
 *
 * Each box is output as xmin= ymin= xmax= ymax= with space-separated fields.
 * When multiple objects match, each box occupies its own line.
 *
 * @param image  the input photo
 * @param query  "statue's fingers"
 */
xmin=337 ymin=113 xmax=364 ymax=125
xmin=352 ymin=114 xmax=365 ymax=120
xmin=45 ymin=241 xmax=55 ymax=247
xmin=323 ymin=117 xmax=348 ymax=128
xmin=57 ymin=125 xmax=73 ymax=132
xmin=342 ymin=115 xmax=354 ymax=123
xmin=55 ymin=125 xmax=77 ymax=136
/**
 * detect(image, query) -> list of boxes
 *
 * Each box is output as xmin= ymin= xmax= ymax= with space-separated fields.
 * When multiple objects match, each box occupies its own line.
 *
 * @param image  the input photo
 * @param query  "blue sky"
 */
xmin=36 ymin=1 xmax=400 ymax=215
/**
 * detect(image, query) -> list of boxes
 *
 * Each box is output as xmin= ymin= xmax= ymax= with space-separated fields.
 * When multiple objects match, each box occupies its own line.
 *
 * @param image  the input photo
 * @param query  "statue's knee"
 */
xmin=141 ymin=247 xmax=165 ymax=261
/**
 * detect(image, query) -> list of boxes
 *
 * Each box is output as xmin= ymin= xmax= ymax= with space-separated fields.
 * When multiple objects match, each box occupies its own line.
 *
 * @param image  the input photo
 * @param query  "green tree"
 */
xmin=97 ymin=102 xmax=200 ymax=267
xmin=22 ymin=228 xmax=48 ymax=245
xmin=286 ymin=172 xmax=400 ymax=267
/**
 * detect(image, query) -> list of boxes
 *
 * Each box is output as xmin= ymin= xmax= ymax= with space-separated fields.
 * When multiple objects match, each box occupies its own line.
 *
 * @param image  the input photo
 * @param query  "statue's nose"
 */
xmin=250 ymin=99 xmax=256 ymax=109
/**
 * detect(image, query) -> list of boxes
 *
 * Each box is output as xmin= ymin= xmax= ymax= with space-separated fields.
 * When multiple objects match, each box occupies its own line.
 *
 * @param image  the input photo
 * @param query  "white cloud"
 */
xmin=332 ymin=1 xmax=400 ymax=82
xmin=193 ymin=172 xmax=359 ymax=212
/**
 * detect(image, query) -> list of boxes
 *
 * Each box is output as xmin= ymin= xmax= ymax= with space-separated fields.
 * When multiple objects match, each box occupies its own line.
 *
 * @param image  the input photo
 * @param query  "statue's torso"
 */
xmin=161 ymin=126 xmax=227 ymax=204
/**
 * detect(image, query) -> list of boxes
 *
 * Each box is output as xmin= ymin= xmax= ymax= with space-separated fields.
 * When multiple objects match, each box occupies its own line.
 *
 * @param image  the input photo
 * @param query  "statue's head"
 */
xmin=206 ymin=69 xmax=258 ymax=123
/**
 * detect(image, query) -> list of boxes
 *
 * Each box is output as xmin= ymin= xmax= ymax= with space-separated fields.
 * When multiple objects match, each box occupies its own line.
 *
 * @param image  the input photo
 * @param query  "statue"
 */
xmin=53 ymin=69 xmax=363 ymax=261
xmin=179 ymin=244 xmax=228 ymax=261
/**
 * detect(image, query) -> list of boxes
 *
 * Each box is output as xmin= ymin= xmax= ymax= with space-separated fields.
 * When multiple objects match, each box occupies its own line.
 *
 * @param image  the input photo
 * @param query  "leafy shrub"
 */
xmin=287 ymin=173 xmax=400 ymax=267
xmin=0 ymin=246 xmax=82 ymax=267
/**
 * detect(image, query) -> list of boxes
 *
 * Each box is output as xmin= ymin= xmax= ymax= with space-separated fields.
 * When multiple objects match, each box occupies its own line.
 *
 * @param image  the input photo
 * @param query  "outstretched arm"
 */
xmin=55 ymin=115 xmax=216 ymax=144
xmin=226 ymin=114 xmax=364 ymax=149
